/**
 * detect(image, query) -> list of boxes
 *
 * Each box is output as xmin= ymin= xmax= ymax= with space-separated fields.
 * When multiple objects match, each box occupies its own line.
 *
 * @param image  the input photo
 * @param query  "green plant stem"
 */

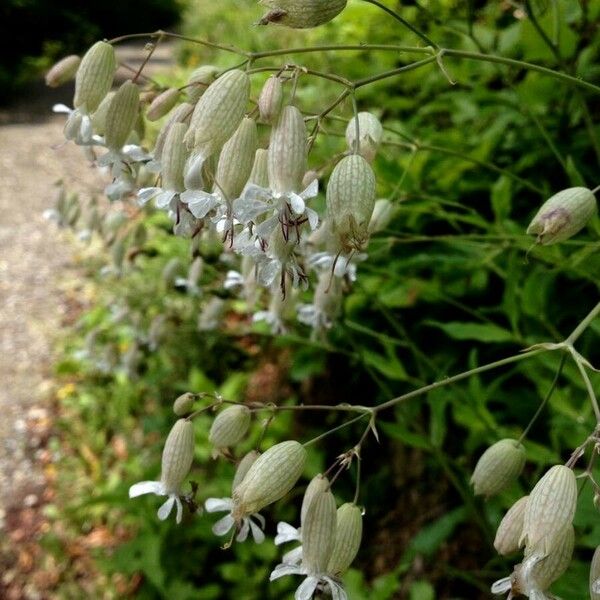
xmin=518 ymin=353 xmax=567 ymax=442
xmin=566 ymin=301 xmax=600 ymax=345
xmin=249 ymin=44 xmax=434 ymax=59
xmin=303 ymin=413 xmax=370 ymax=447
xmin=573 ymin=354 xmax=600 ymax=422
xmin=353 ymin=56 xmax=438 ymax=88
xmin=359 ymin=0 xmax=438 ymax=49
xmin=246 ymin=66 xmax=352 ymax=88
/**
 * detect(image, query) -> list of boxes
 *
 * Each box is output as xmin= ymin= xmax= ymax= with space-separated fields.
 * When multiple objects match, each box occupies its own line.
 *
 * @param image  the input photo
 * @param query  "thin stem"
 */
xmin=566 ymin=301 xmax=600 ymax=345
xmin=303 ymin=413 xmax=370 ymax=447
xmin=250 ymin=403 xmax=371 ymax=414
xmin=249 ymin=44 xmax=435 ymax=60
xmin=518 ymin=353 xmax=567 ymax=442
xmin=246 ymin=65 xmax=352 ymax=88
xmin=132 ymin=35 xmax=162 ymax=84
xmin=573 ymin=355 xmax=600 ymax=423
xmin=353 ymin=56 xmax=438 ymax=89
xmin=360 ymin=0 xmax=439 ymax=49
xmin=592 ymin=184 xmax=600 ymax=194
xmin=351 ymin=91 xmax=360 ymax=154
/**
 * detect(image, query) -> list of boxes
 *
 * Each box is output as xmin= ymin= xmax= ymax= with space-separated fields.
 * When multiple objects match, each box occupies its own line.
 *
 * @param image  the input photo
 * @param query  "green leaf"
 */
xmin=491 ymin=175 xmax=512 ymax=222
xmin=425 ymin=320 xmax=515 ymax=343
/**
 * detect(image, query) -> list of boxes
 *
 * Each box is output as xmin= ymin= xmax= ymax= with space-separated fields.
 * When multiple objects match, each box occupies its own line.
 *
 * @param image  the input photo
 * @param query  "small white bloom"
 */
xmin=205 ymin=497 xmax=266 ymax=543
xmin=269 ymin=563 xmax=347 ymax=600
xmin=129 ymin=480 xmax=185 ymax=524
xmin=275 ymin=521 xmax=303 ymax=565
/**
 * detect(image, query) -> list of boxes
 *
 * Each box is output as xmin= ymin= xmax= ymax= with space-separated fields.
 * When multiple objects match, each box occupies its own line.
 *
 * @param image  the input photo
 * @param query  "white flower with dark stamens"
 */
xmin=205 ymin=497 xmax=266 ymax=543
xmin=308 ymin=251 xmax=366 ymax=281
xmin=129 ymin=419 xmax=195 ymax=524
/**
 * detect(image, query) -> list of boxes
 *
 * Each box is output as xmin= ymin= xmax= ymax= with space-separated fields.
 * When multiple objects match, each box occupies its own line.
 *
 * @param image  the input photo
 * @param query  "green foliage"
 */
xmin=46 ymin=1 xmax=600 ymax=598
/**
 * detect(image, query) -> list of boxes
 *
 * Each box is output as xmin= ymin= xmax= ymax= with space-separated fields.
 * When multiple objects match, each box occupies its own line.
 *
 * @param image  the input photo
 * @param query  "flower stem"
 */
xmin=303 ymin=413 xmax=370 ymax=447
xmin=566 ymin=301 xmax=600 ymax=345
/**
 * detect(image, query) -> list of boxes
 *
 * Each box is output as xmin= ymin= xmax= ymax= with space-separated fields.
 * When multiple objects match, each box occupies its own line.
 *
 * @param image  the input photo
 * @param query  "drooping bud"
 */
xmin=185 ymin=69 xmax=250 ymax=158
xmin=368 ymin=198 xmax=394 ymax=234
xmin=300 ymin=474 xmax=330 ymax=526
xmin=326 ymin=154 xmax=376 ymax=251
xmin=173 ymin=393 xmax=195 ymax=416
xmin=233 ymin=440 xmax=306 ymax=514
xmin=346 ymin=112 xmax=383 ymax=163
xmin=248 ymin=148 xmax=269 ymax=189
xmin=153 ymin=102 xmax=193 ymax=163
xmin=302 ymin=488 xmax=337 ymax=573
xmin=494 ymin=495 xmax=528 ymax=556
xmin=186 ymin=65 xmax=219 ymax=103
xmin=160 ymin=418 xmax=195 ymax=492
xmin=46 ymin=55 xmax=81 ymax=87
xmin=146 ymin=88 xmax=181 ymax=121
xmin=232 ymin=450 xmax=261 ymax=493
xmin=327 ymin=502 xmax=363 ymax=576
xmin=104 ymin=81 xmax=140 ymax=150
xmin=258 ymin=76 xmax=284 ymax=123
xmin=214 ymin=117 xmax=258 ymax=200
xmin=268 ymin=105 xmax=307 ymax=193
xmin=470 ymin=439 xmax=526 ymax=497
xmin=73 ymin=41 xmax=117 ymax=114
xmin=258 ymin=0 xmax=347 ymax=28
xmin=527 ymin=187 xmax=597 ymax=245
xmin=520 ymin=465 xmax=577 ymax=549
xmin=590 ymin=545 xmax=600 ymax=599
xmin=208 ymin=405 xmax=252 ymax=449
xmin=162 ymin=122 xmax=189 ymax=192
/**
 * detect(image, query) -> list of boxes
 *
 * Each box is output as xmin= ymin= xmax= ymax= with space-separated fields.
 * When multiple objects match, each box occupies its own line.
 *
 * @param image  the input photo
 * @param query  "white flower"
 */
xmin=491 ymin=553 xmax=559 ymax=600
xmin=308 ymin=251 xmax=366 ymax=281
xmin=205 ymin=497 xmax=265 ymax=543
xmin=129 ymin=480 xmax=185 ymax=524
xmin=138 ymin=187 xmax=179 ymax=211
xmin=269 ymin=563 xmax=347 ymax=600
xmin=297 ymin=303 xmax=333 ymax=332
xmin=274 ymin=521 xmax=303 ymax=565
xmin=180 ymin=189 xmax=221 ymax=219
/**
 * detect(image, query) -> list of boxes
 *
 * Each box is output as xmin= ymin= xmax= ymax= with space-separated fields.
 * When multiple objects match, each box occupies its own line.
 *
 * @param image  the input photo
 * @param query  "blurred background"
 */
xmin=0 ymin=0 xmax=599 ymax=599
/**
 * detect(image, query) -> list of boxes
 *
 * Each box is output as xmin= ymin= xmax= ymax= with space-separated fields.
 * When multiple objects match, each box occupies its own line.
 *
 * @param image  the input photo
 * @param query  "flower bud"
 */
xmin=146 ymin=88 xmax=180 ymax=121
xmin=590 ymin=546 xmax=600 ymax=599
xmin=104 ymin=81 xmax=140 ymax=150
xmin=259 ymin=0 xmax=347 ymax=28
xmin=302 ymin=488 xmax=337 ymax=573
xmin=185 ymin=69 xmax=250 ymax=157
xmin=368 ymin=198 xmax=394 ymax=234
xmin=215 ymin=117 xmax=258 ymax=200
xmin=521 ymin=465 xmax=577 ymax=549
xmin=248 ymin=148 xmax=269 ymax=189
xmin=346 ymin=112 xmax=383 ymax=163
xmin=187 ymin=65 xmax=219 ymax=103
xmin=470 ymin=439 xmax=526 ymax=497
xmin=300 ymin=474 xmax=330 ymax=526
xmin=232 ymin=450 xmax=261 ymax=493
xmin=259 ymin=76 xmax=284 ymax=124
xmin=160 ymin=419 xmax=195 ymax=492
xmin=153 ymin=102 xmax=193 ymax=163
xmin=233 ymin=440 xmax=306 ymax=514
xmin=46 ymin=55 xmax=81 ymax=87
xmin=494 ymin=495 xmax=528 ymax=555
xmin=173 ymin=392 xmax=195 ymax=416
xmin=327 ymin=502 xmax=363 ymax=576
xmin=162 ymin=122 xmax=189 ymax=192
xmin=208 ymin=405 xmax=251 ymax=449
xmin=527 ymin=187 xmax=597 ymax=245
xmin=326 ymin=154 xmax=376 ymax=251
xmin=74 ymin=41 xmax=117 ymax=114
xmin=268 ymin=105 xmax=307 ymax=193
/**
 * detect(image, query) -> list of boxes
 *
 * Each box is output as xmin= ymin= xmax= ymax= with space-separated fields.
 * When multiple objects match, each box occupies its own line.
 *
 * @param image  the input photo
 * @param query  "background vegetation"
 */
xmin=41 ymin=0 xmax=600 ymax=598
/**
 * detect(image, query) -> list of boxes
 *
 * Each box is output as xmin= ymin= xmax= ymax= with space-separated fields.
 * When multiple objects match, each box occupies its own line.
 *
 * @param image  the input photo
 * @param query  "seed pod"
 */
xmin=346 ymin=112 xmax=383 ymax=163
xmin=326 ymin=154 xmax=376 ymax=251
xmin=590 ymin=546 xmax=600 ymax=599
xmin=208 ymin=405 xmax=251 ymax=449
xmin=187 ymin=65 xmax=219 ymax=103
xmin=74 ymin=41 xmax=117 ymax=114
xmin=327 ymin=502 xmax=363 ymax=576
xmin=173 ymin=392 xmax=195 ymax=416
xmin=104 ymin=81 xmax=140 ymax=150
xmin=259 ymin=0 xmax=347 ymax=28
xmin=185 ymin=69 xmax=250 ymax=156
xmin=521 ymin=465 xmax=577 ymax=549
xmin=268 ymin=105 xmax=307 ymax=193
xmin=160 ymin=419 xmax=195 ymax=493
xmin=259 ymin=76 xmax=284 ymax=124
xmin=368 ymin=198 xmax=394 ymax=234
xmin=470 ymin=439 xmax=526 ymax=497
xmin=153 ymin=103 xmax=193 ymax=163
xmin=302 ymin=488 xmax=337 ymax=573
xmin=147 ymin=88 xmax=181 ymax=121
xmin=232 ymin=450 xmax=261 ymax=493
xmin=494 ymin=495 xmax=529 ymax=555
xmin=162 ymin=122 xmax=188 ymax=192
xmin=46 ymin=54 xmax=81 ymax=87
xmin=300 ymin=474 xmax=330 ymax=526
xmin=248 ymin=148 xmax=269 ymax=189
xmin=214 ymin=117 xmax=258 ymax=200
xmin=527 ymin=187 xmax=597 ymax=245
xmin=233 ymin=440 xmax=306 ymax=514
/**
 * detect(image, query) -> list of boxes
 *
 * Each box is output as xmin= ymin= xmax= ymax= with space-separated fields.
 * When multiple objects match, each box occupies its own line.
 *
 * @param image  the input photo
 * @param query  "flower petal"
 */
xmin=129 ymin=480 xmax=163 ymax=498
xmin=205 ymin=497 xmax=234 ymax=513
xmin=323 ymin=577 xmax=348 ymax=600
xmin=249 ymin=518 xmax=265 ymax=544
xmin=490 ymin=576 xmax=512 ymax=594
xmin=237 ymin=517 xmax=250 ymax=542
xmin=212 ymin=513 xmax=235 ymax=536
xmin=184 ymin=153 xmax=205 ymax=190
xmin=155 ymin=190 xmax=177 ymax=209
xmin=157 ymin=495 xmax=176 ymax=520
xmin=288 ymin=192 xmax=305 ymax=215
xmin=53 ymin=103 xmax=72 ymax=114
xmin=295 ymin=576 xmax=320 ymax=600
xmin=180 ymin=190 xmax=219 ymax=219
xmin=301 ymin=178 xmax=319 ymax=200
xmin=233 ymin=195 xmax=270 ymax=223
xmin=306 ymin=207 xmax=319 ymax=230
xmin=275 ymin=522 xmax=301 ymax=545
xmin=269 ymin=564 xmax=304 ymax=582
xmin=175 ymin=496 xmax=183 ymax=524
xmin=137 ymin=187 xmax=161 ymax=205
xmin=282 ymin=545 xmax=303 ymax=565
